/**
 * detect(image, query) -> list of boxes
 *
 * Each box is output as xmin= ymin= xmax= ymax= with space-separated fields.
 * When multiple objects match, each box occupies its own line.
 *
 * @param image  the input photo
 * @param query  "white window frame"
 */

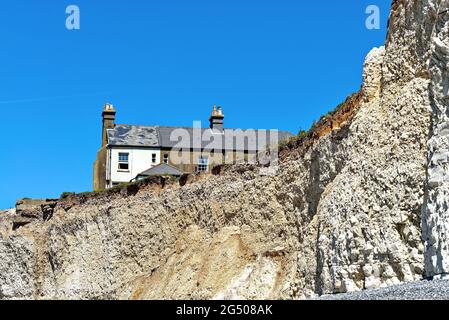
xmin=198 ymin=156 xmax=209 ymax=173
xmin=118 ymin=152 xmax=130 ymax=171
xmin=163 ymin=153 xmax=169 ymax=164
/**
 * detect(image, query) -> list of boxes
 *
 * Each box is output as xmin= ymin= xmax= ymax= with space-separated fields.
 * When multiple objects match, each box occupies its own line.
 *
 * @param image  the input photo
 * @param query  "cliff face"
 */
xmin=1 ymin=0 xmax=449 ymax=299
xmin=422 ymin=0 xmax=449 ymax=278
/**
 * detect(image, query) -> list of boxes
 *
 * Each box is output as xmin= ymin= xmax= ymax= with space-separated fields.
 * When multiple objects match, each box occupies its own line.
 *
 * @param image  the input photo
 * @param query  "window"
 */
xmin=118 ymin=152 xmax=129 ymax=171
xmin=152 ymin=153 xmax=157 ymax=164
xmin=119 ymin=153 xmax=128 ymax=162
xmin=198 ymin=156 xmax=209 ymax=173
xmin=163 ymin=154 xmax=169 ymax=164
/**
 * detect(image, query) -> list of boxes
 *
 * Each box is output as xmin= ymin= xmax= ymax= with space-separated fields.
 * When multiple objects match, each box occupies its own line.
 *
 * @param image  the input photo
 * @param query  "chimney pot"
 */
xmin=102 ymin=103 xmax=116 ymax=147
xmin=209 ymin=105 xmax=224 ymax=131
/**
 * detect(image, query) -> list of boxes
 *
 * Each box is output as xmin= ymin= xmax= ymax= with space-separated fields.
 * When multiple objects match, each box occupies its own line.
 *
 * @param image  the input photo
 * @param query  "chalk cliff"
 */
xmin=1 ymin=0 xmax=449 ymax=299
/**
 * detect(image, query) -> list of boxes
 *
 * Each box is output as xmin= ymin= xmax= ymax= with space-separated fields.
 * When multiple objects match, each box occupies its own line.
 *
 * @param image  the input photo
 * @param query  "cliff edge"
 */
xmin=1 ymin=0 xmax=449 ymax=299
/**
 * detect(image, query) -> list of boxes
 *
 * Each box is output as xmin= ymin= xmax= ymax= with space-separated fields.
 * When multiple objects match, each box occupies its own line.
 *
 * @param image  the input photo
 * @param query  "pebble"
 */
xmin=319 ymin=280 xmax=449 ymax=300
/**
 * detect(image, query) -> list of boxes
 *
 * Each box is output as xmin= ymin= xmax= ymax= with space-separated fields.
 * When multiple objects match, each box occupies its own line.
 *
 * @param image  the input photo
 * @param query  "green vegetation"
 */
xmin=323 ymin=92 xmax=357 ymax=119
xmin=77 ymin=182 xmax=129 ymax=197
xmin=297 ymin=129 xmax=308 ymax=139
xmin=278 ymin=127 xmax=311 ymax=150
xmin=60 ymin=188 xmax=111 ymax=199
xmin=59 ymin=176 xmax=182 ymax=200
xmin=60 ymin=192 xmax=76 ymax=198
xmin=278 ymin=92 xmax=358 ymax=151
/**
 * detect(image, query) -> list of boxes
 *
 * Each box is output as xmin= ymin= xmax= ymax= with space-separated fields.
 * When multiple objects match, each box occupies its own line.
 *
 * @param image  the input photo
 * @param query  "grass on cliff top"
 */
xmin=278 ymin=91 xmax=359 ymax=151
xmin=278 ymin=129 xmax=309 ymax=149
xmin=60 ymin=176 xmax=181 ymax=199
xmin=61 ymin=181 xmax=138 ymax=199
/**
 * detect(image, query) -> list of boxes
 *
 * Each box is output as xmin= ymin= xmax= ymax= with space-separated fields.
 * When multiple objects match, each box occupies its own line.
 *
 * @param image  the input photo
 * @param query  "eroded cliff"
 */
xmin=1 ymin=0 xmax=449 ymax=299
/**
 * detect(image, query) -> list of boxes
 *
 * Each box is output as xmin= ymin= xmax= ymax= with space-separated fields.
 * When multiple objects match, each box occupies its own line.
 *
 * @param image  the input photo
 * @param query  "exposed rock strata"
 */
xmin=422 ymin=0 xmax=449 ymax=279
xmin=1 ymin=0 xmax=448 ymax=299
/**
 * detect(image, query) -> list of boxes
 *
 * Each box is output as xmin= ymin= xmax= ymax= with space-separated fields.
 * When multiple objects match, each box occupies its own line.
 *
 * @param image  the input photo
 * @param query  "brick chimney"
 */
xmin=209 ymin=105 xmax=224 ymax=131
xmin=102 ymin=103 xmax=116 ymax=147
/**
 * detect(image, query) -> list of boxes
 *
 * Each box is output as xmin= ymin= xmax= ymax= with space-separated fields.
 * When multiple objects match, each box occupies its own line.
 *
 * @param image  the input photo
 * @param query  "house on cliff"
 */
xmin=93 ymin=103 xmax=293 ymax=190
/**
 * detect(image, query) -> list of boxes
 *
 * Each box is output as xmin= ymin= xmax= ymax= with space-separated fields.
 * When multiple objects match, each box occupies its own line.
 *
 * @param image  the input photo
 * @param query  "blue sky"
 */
xmin=0 ymin=0 xmax=390 ymax=208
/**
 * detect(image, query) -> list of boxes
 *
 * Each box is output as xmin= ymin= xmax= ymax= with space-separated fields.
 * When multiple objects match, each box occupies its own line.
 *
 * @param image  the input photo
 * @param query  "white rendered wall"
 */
xmin=109 ymin=147 xmax=161 ymax=185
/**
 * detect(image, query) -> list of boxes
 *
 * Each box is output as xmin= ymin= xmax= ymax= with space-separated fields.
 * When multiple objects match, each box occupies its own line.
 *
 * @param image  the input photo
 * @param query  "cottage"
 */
xmin=93 ymin=103 xmax=293 ymax=190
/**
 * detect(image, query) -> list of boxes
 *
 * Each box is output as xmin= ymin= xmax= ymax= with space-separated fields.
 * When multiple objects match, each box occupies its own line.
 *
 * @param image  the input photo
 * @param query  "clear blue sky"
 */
xmin=0 ymin=0 xmax=390 ymax=208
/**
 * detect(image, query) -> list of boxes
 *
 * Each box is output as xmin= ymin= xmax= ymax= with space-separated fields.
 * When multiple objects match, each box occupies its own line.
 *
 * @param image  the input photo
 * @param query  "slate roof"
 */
xmin=107 ymin=125 xmax=293 ymax=151
xmin=137 ymin=163 xmax=183 ymax=177
xmin=107 ymin=125 xmax=159 ymax=147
